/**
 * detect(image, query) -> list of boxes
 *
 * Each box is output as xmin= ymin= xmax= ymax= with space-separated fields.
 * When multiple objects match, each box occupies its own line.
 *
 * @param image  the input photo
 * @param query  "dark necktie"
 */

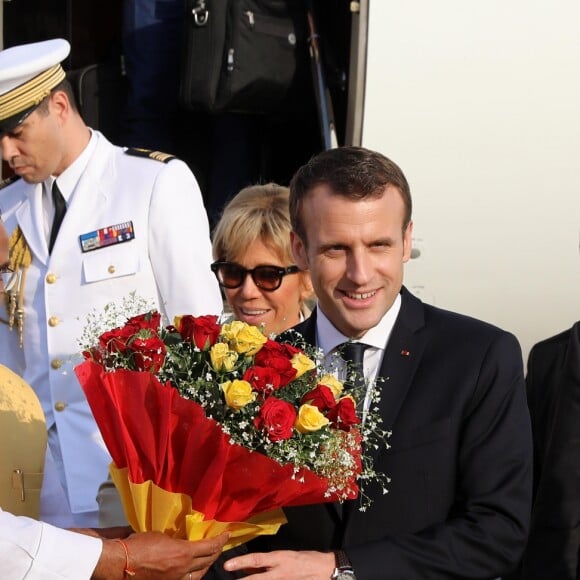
xmin=48 ymin=181 xmax=67 ymax=253
xmin=338 ymin=341 xmax=370 ymax=521
xmin=340 ymin=341 xmax=370 ymax=391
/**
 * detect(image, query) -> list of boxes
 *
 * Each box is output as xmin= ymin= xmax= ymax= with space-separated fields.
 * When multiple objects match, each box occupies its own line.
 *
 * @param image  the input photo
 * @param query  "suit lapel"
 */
xmin=291 ymin=311 xmax=317 ymax=345
xmin=16 ymin=182 xmax=49 ymax=265
xmin=376 ymin=288 xmax=428 ymax=432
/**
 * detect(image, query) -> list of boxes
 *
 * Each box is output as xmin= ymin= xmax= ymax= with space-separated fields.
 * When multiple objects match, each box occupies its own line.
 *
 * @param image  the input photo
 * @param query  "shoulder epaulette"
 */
xmin=0 ymin=175 xmax=21 ymax=190
xmin=124 ymin=147 xmax=176 ymax=163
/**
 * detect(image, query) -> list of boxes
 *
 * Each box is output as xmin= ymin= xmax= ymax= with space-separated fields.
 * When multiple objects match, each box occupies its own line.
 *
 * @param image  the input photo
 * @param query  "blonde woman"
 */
xmin=212 ymin=183 xmax=313 ymax=336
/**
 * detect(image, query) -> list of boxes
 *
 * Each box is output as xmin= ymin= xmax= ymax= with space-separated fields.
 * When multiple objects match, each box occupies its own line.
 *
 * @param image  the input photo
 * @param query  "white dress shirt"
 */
xmin=316 ymin=293 xmax=402 ymax=412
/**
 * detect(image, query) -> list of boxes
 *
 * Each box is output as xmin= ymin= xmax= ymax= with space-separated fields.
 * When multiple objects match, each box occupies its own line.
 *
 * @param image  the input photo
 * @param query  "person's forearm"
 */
xmin=91 ymin=538 xmax=126 ymax=580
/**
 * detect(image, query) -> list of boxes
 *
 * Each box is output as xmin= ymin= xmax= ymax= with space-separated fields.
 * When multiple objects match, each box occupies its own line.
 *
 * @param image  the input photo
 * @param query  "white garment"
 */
xmin=41 ymin=129 xmax=98 ymax=243
xmin=316 ymin=294 xmax=401 ymax=382
xmin=316 ymin=294 xmax=402 ymax=412
xmin=0 ymin=507 xmax=101 ymax=579
xmin=0 ymin=131 xmax=223 ymax=525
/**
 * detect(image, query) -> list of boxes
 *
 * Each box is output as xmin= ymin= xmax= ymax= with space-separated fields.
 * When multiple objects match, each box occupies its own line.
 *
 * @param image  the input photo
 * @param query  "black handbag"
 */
xmin=179 ymin=0 xmax=311 ymax=115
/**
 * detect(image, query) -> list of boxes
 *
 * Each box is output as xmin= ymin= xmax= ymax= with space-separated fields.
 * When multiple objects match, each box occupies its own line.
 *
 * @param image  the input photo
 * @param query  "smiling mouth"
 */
xmin=239 ymin=308 xmax=269 ymax=316
xmin=343 ymin=290 xmax=377 ymax=300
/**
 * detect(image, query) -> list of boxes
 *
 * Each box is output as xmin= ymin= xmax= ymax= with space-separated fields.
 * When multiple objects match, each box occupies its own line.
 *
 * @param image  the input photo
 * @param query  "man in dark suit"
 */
xmin=224 ymin=146 xmax=532 ymax=579
xmin=518 ymin=321 xmax=580 ymax=579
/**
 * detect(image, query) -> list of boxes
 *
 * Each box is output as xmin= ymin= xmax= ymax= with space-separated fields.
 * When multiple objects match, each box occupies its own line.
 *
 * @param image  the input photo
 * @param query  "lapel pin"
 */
xmin=400 ymin=349 xmax=410 ymax=356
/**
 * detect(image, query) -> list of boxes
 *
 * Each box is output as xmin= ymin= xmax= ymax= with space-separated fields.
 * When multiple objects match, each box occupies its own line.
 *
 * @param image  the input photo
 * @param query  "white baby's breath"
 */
xmin=81 ymin=300 xmax=391 ymax=508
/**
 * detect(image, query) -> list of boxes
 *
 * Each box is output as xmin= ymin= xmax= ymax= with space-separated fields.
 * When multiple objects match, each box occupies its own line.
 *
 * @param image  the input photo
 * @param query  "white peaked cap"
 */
xmin=0 ymin=38 xmax=71 ymax=132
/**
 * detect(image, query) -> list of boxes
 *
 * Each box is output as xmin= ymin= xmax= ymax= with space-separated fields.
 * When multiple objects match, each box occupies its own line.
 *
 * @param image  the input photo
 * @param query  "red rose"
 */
xmin=327 ymin=397 xmax=361 ymax=431
xmin=262 ymin=355 xmax=297 ymax=386
xmin=301 ymin=385 xmax=336 ymax=412
xmin=179 ymin=315 xmax=221 ymax=350
xmin=254 ymin=340 xmax=300 ymax=363
xmin=243 ymin=366 xmax=282 ymax=394
xmin=253 ymin=397 xmax=297 ymax=442
xmin=253 ymin=341 xmax=297 ymax=386
xmin=99 ymin=324 xmax=135 ymax=354
xmin=126 ymin=311 xmax=161 ymax=332
xmin=82 ymin=347 xmax=103 ymax=364
xmin=130 ymin=335 xmax=167 ymax=373
xmin=277 ymin=342 xmax=302 ymax=358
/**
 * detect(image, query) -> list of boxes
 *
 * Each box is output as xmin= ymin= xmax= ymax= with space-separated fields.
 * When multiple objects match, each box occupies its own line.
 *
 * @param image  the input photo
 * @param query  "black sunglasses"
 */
xmin=211 ymin=261 xmax=300 ymax=292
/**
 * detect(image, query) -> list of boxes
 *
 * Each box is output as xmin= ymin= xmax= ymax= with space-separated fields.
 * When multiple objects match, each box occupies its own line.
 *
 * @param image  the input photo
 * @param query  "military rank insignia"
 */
xmin=79 ymin=221 xmax=135 ymax=253
xmin=0 ymin=175 xmax=21 ymax=190
xmin=124 ymin=147 xmax=176 ymax=163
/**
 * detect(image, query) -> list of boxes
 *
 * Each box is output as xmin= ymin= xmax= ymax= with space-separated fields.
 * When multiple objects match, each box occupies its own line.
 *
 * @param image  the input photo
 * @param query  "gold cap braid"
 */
xmin=0 ymin=65 xmax=66 ymax=122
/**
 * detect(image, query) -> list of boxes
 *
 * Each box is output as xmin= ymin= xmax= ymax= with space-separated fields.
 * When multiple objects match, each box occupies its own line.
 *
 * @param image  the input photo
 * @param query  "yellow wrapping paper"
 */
xmin=110 ymin=464 xmax=287 ymax=550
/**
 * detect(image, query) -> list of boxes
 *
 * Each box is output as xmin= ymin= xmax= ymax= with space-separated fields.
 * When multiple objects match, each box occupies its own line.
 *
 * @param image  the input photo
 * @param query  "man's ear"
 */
xmin=291 ymin=231 xmax=309 ymax=270
xmin=49 ymin=90 xmax=70 ymax=123
xmin=299 ymin=271 xmax=314 ymax=304
xmin=402 ymin=220 xmax=414 ymax=263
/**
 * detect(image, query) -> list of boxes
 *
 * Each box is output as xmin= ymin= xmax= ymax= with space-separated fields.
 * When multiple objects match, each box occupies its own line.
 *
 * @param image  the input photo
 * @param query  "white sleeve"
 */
xmin=148 ymin=158 xmax=224 ymax=320
xmin=0 ymin=508 xmax=102 ymax=579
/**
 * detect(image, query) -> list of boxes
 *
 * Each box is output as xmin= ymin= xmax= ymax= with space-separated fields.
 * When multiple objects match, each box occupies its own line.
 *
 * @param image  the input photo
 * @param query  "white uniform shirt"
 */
xmin=42 ymin=131 xmax=98 ymax=242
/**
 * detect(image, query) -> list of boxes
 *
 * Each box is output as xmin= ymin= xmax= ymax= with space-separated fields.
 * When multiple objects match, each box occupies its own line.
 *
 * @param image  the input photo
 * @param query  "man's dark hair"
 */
xmin=289 ymin=146 xmax=412 ymax=243
xmin=36 ymin=78 xmax=79 ymax=115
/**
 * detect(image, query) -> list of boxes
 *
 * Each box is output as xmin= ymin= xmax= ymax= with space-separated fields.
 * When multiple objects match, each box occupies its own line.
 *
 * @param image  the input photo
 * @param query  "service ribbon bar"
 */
xmin=79 ymin=221 xmax=135 ymax=253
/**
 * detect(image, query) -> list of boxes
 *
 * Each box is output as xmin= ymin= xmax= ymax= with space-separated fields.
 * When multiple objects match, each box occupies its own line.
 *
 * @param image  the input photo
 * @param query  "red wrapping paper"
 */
xmin=76 ymin=360 xmax=357 ymax=527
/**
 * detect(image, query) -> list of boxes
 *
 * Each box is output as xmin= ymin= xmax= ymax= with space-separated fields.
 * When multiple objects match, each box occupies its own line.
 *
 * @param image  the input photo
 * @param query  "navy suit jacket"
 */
xmin=520 ymin=321 xmax=580 ymax=579
xmin=248 ymin=287 xmax=533 ymax=579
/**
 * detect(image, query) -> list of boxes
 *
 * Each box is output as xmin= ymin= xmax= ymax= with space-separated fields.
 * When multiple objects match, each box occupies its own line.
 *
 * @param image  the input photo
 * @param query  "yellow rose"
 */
xmin=291 ymin=352 xmax=316 ymax=378
xmin=221 ymin=380 xmax=256 ymax=410
xmin=173 ymin=315 xmax=182 ymax=329
xmin=220 ymin=321 xmax=267 ymax=356
xmin=210 ymin=342 xmax=238 ymax=372
xmin=294 ymin=403 xmax=330 ymax=433
xmin=317 ymin=374 xmax=344 ymax=397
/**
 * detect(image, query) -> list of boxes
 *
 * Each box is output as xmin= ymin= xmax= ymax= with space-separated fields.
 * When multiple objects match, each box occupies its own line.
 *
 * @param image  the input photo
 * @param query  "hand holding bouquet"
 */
xmin=76 ymin=309 xmax=389 ymax=549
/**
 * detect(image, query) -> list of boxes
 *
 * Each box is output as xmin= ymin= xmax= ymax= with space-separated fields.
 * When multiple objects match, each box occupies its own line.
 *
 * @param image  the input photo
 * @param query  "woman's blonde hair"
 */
xmin=212 ymin=183 xmax=294 ymax=264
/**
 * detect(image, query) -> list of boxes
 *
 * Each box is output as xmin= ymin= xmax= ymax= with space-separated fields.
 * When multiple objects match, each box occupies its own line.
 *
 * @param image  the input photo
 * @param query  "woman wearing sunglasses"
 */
xmin=211 ymin=183 xmax=313 ymax=336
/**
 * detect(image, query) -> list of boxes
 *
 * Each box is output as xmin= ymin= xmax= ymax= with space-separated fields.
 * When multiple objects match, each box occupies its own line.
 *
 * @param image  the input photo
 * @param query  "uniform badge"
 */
xmin=124 ymin=147 xmax=176 ymax=163
xmin=79 ymin=221 xmax=135 ymax=253
xmin=0 ymin=175 xmax=21 ymax=190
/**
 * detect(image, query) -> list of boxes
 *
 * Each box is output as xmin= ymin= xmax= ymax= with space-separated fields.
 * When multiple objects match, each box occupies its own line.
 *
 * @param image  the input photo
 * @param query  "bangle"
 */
xmin=114 ymin=539 xmax=136 ymax=577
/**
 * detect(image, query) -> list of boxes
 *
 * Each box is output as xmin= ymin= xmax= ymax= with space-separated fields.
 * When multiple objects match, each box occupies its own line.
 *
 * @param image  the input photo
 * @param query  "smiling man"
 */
xmin=223 ymin=146 xmax=533 ymax=580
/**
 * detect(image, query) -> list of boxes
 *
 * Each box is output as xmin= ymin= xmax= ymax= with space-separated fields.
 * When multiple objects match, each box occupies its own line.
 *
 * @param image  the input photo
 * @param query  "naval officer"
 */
xmin=0 ymin=38 xmax=222 ymax=528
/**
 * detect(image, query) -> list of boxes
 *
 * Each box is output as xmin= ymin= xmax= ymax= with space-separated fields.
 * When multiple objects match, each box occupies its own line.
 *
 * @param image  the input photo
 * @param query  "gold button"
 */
xmin=51 ymin=359 xmax=63 ymax=370
xmin=54 ymin=401 xmax=67 ymax=412
xmin=48 ymin=316 xmax=60 ymax=327
xmin=108 ymin=265 xmax=116 ymax=274
xmin=46 ymin=273 xmax=57 ymax=284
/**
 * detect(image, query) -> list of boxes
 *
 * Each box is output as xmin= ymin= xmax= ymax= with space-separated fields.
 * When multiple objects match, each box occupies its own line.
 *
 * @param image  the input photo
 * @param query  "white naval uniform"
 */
xmin=0 ymin=130 xmax=222 ymax=526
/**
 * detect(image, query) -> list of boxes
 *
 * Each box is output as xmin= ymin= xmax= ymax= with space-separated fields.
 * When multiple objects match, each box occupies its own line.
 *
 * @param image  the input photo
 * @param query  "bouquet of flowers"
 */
xmin=76 ymin=304 xmax=389 ymax=550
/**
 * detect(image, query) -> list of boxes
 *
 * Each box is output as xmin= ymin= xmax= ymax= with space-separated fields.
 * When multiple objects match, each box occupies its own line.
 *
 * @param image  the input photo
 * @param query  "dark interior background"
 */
xmin=3 ymin=0 xmax=351 ymax=228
